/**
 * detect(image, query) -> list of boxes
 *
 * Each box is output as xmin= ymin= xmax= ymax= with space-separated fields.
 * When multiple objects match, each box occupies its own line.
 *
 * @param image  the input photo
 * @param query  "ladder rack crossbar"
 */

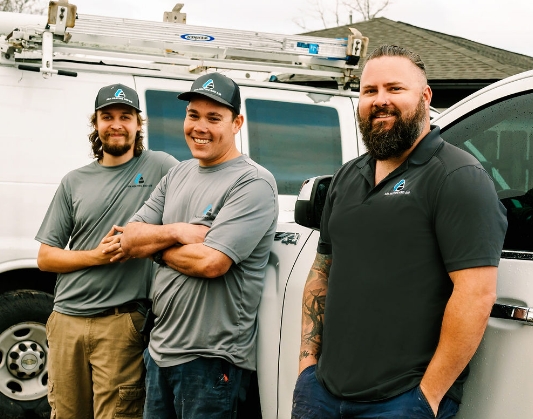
xmin=0 ymin=8 xmax=367 ymax=87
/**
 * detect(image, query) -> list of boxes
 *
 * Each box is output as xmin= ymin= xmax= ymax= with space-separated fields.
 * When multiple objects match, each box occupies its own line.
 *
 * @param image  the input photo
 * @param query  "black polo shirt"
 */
xmin=315 ymin=127 xmax=507 ymax=403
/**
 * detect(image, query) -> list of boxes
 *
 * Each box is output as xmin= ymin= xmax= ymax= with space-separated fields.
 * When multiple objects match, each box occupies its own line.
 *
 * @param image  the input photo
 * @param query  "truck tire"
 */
xmin=0 ymin=290 xmax=53 ymax=419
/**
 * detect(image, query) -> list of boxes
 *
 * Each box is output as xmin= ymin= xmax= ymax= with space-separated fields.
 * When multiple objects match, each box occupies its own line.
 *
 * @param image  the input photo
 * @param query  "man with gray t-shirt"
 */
xmin=35 ymin=84 xmax=177 ymax=419
xmin=120 ymin=73 xmax=278 ymax=418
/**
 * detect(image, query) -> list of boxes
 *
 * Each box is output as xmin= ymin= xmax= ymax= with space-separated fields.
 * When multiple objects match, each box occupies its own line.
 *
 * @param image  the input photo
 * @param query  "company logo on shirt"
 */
xmin=385 ymin=179 xmax=411 ymax=196
xmin=202 ymin=204 xmax=213 ymax=217
xmin=128 ymin=173 xmax=152 ymax=188
xmin=134 ymin=173 xmax=145 ymax=185
xmin=195 ymin=204 xmax=215 ymax=219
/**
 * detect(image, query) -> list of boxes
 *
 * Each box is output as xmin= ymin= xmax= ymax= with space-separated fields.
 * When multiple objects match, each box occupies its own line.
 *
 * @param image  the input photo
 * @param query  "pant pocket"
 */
xmin=114 ymin=384 xmax=145 ymax=418
xmin=416 ymin=386 xmax=437 ymax=418
xmin=47 ymin=378 xmax=57 ymax=419
xmin=46 ymin=310 xmax=57 ymax=337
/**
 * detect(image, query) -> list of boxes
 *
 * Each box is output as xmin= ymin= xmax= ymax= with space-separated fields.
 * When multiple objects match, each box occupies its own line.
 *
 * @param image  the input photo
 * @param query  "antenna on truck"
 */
xmin=0 ymin=1 xmax=369 ymax=89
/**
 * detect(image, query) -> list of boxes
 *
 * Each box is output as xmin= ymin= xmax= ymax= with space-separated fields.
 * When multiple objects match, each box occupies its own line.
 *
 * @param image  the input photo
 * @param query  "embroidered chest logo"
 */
xmin=128 ymin=173 xmax=153 ymax=188
xmin=384 ymin=179 xmax=411 ymax=196
xmin=202 ymin=204 xmax=213 ymax=218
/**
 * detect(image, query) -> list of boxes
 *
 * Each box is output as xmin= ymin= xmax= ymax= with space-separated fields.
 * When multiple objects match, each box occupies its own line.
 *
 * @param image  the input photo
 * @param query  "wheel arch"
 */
xmin=0 ymin=263 xmax=55 ymax=296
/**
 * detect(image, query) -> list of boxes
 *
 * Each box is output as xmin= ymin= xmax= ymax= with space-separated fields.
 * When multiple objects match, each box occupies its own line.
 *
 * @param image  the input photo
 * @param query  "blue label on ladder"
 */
xmin=296 ymin=42 xmax=319 ymax=54
xmin=180 ymin=34 xmax=215 ymax=42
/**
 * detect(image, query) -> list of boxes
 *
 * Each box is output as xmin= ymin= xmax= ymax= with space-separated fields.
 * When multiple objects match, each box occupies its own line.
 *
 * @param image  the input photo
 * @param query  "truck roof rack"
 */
xmin=0 ymin=1 xmax=369 ymax=89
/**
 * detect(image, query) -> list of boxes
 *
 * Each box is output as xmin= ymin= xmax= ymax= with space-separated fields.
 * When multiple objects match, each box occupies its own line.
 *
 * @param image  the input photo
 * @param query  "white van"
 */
xmin=0 ymin=5 xmax=369 ymax=418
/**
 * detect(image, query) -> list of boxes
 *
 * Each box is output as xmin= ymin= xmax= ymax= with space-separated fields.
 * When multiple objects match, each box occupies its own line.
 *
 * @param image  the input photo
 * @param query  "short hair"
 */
xmin=362 ymin=45 xmax=427 ymax=79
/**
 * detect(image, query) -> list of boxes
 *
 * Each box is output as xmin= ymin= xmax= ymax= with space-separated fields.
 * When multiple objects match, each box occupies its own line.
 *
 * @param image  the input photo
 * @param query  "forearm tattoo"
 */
xmin=303 ymin=288 xmax=326 ymax=346
xmin=300 ymin=253 xmax=331 ymax=362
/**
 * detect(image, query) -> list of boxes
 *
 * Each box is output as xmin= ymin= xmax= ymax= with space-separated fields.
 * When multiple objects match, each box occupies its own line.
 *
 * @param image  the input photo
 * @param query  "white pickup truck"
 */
xmin=0 ymin=4 xmax=531 ymax=418
xmin=269 ymin=69 xmax=533 ymax=419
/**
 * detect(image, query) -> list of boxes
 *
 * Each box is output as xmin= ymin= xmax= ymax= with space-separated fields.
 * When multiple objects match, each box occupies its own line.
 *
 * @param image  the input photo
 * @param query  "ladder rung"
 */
xmin=1 ymin=9 xmax=367 ymax=87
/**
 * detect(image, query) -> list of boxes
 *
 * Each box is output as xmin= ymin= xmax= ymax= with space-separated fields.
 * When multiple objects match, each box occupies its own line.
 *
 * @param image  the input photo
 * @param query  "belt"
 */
xmin=88 ymin=302 xmax=140 ymax=317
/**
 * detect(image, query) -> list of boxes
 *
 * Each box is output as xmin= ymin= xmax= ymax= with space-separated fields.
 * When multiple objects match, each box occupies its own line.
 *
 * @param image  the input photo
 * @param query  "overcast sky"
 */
xmin=67 ymin=0 xmax=533 ymax=57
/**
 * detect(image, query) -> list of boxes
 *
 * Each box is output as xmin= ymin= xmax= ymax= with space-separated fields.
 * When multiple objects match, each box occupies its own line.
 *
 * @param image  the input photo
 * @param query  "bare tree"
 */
xmin=345 ymin=0 xmax=391 ymax=21
xmin=293 ymin=0 xmax=346 ymax=31
xmin=0 ymin=0 xmax=45 ymax=14
xmin=294 ymin=0 xmax=391 ymax=30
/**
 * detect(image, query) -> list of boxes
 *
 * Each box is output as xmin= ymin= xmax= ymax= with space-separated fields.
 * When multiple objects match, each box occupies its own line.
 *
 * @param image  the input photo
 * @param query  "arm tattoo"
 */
xmin=312 ymin=253 xmax=332 ymax=276
xmin=303 ymin=288 xmax=326 ymax=346
xmin=299 ymin=253 xmax=331 ymax=362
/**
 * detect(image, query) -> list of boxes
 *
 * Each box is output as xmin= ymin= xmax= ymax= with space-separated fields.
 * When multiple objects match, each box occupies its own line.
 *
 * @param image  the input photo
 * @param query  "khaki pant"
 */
xmin=46 ymin=310 xmax=146 ymax=419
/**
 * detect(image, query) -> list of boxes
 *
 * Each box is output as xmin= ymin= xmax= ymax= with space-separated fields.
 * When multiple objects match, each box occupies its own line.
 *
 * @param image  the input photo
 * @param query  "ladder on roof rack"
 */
xmin=0 ymin=1 xmax=369 ymax=89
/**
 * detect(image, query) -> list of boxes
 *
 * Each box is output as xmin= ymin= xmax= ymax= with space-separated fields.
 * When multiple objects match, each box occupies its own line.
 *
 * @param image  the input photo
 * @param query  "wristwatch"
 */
xmin=152 ymin=250 xmax=166 ymax=267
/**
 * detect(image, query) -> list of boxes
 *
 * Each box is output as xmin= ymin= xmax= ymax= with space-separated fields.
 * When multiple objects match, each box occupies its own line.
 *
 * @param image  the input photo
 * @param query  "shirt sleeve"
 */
xmin=35 ymin=180 xmax=74 ymax=249
xmin=129 ymin=171 xmax=169 ymax=225
xmin=434 ymin=165 xmax=508 ymax=272
xmin=160 ymin=154 xmax=179 ymax=175
xmin=203 ymin=178 xmax=277 ymax=264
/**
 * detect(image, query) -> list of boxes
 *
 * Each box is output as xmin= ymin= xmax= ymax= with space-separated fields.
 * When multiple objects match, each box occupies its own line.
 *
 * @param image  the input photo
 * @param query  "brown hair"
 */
xmin=88 ymin=111 xmax=145 ymax=160
xmin=362 ymin=45 xmax=427 ymax=79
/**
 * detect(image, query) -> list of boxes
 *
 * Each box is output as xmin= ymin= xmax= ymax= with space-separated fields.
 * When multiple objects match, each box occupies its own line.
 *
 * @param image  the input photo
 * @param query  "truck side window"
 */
xmin=246 ymin=99 xmax=342 ymax=195
xmin=440 ymin=92 xmax=533 ymax=252
xmin=145 ymin=90 xmax=192 ymax=161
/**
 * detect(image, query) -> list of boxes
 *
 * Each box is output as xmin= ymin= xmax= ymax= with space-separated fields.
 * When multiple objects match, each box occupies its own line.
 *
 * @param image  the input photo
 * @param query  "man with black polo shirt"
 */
xmin=292 ymin=45 xmax=508 ymax=419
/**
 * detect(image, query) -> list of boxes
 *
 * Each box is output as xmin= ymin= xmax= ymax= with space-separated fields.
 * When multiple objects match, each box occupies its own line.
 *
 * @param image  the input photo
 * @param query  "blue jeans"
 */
xmin=143 ymin=350 xmax=244 ymax=419
xmin=292 ymin=365 xmax=459 ymax=419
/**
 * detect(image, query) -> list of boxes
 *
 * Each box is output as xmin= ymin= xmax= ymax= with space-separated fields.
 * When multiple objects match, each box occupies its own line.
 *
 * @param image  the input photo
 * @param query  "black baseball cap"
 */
xmin=95 ymin=83 xmax=142 ymax=112
xmin=177 ymin=73 xmax=241 ymax=114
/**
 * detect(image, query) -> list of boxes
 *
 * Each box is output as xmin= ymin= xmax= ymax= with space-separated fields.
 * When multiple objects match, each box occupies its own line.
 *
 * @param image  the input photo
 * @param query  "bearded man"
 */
xmin=291 ymin=45 xmax=508 ymax=419
xmin=35 ymin=83 xmax=177 ymax=419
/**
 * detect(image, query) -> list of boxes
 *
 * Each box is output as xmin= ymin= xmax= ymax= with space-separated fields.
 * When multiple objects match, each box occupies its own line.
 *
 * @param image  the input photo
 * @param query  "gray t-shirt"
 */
xmin=130 ymin=155 xmax=278 ymax=370
xmin=35 ymin=150 xmax=178 ymax=315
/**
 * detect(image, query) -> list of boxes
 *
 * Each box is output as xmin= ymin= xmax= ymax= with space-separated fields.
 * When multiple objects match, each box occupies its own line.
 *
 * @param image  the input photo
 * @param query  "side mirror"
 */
xmin=294 ymin=175 xmax=332 ymax=229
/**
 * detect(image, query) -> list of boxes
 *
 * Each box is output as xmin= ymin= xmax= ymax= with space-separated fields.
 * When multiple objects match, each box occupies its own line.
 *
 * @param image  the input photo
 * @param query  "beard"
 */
xmin=357 ymin=96 xmax=427 ymax=160
xmin=100 ymin=132 xmax=134 ymax=157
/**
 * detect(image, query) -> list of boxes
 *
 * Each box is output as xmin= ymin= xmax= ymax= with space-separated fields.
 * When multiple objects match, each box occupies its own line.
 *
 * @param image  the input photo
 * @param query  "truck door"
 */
xmin=439 ymin=88 xmax=533 ymax=419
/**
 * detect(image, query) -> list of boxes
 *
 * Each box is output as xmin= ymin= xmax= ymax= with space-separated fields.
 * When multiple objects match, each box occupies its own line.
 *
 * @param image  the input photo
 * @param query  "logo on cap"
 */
xmin=115 ymin=89 xmax=126 ymax=99
xmin=202 ymin=79 xmax=215 ymax=90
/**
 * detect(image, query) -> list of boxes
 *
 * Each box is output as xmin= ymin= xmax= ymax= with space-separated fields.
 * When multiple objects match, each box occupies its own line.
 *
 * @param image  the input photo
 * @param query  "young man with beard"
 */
xmin=119 ymin=72 xmax=278 ymax=418
xmin=291 ymin=45 xmax=508 ymax=419
xmin=35 ymin=83 xmax=177 ymax=418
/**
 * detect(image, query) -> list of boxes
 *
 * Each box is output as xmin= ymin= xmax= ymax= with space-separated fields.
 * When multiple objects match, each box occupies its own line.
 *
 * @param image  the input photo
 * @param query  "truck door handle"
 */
xmin=491 ymin=303 xmax=533 ymax=325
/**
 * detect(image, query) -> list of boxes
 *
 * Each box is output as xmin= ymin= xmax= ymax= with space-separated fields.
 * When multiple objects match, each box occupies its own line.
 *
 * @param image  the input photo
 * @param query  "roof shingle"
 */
xmin=303 ymin=18 xmax=533 ymax=81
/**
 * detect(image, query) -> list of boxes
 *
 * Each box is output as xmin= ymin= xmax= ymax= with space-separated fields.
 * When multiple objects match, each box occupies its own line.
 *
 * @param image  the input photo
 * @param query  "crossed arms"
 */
xmin=37 ymin=221 xmax=232 ymax=278
xmin=117 ymin=222 xmax=233 ymax=278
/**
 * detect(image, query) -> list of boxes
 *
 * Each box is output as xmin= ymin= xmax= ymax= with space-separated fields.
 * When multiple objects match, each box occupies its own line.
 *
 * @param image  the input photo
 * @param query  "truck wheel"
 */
xmin=0 ymin=290 xmax=53 ymax=419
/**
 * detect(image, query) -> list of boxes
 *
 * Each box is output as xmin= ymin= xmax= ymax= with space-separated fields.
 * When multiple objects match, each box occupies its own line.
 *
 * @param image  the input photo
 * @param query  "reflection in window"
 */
xmin=145 ymin=90 xmax=192 ymax=161
xmin=440 ymin=91 xmax=533 ymax=252
xmin=246 ymin=99 xmax=342 ymax=195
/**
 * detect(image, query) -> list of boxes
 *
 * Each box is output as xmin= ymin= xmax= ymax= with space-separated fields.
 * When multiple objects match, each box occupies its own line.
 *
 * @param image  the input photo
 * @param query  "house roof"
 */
xmin=303 ymin=18 xmax=533 ymax=81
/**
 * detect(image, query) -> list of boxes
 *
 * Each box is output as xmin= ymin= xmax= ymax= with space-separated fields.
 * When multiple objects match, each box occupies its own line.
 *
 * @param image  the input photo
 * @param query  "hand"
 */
xmin=100 ymin=226 xmax=129 ymax=263
xmin=419 ymin=383 xmax=439 ymax=417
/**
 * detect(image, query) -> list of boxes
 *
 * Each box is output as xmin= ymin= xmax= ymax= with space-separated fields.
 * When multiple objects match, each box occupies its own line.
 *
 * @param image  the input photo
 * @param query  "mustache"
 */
xmin=369 ymin=105 xmax=401 ymax=119
xmin=101 ymin=131 xmax=128 ymax=138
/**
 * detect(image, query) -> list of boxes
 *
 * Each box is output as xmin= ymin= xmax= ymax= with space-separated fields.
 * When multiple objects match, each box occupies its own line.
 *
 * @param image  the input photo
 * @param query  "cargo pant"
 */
xmin=46 ymin=310 xmax=146 ymax=419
